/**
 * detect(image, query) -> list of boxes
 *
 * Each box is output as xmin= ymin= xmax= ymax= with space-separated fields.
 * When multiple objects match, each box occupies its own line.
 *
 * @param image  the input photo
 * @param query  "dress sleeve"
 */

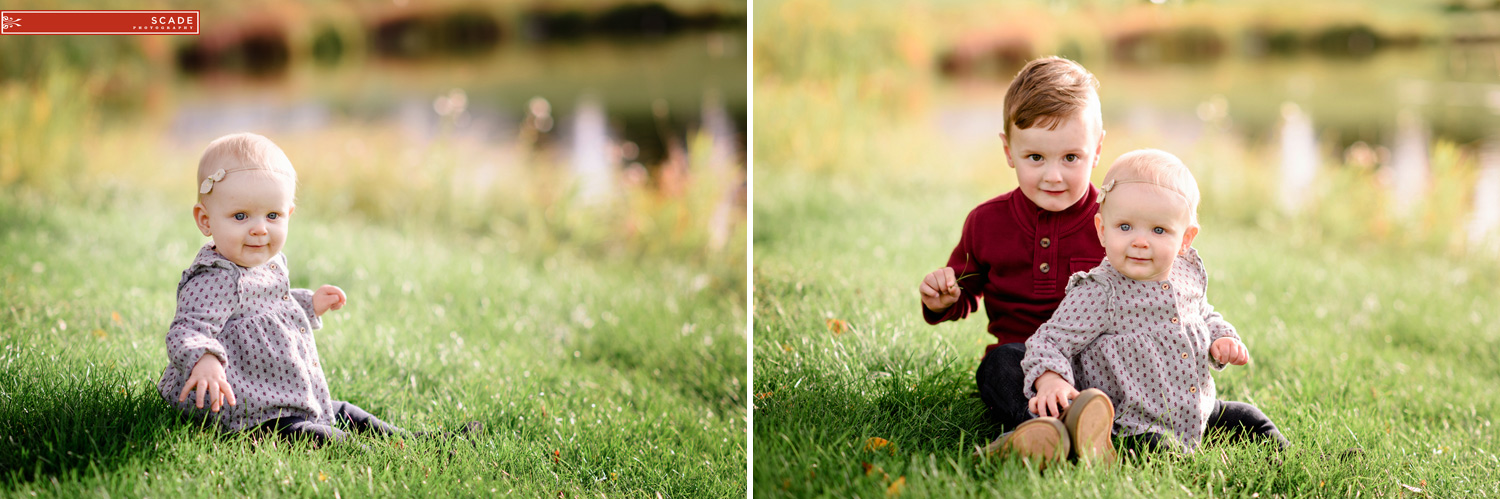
xmin=1021 ymin=273 xmax=1113 ymax=399
xmin=923 ymin=210 xmax=985 ymax=324
xmin=166 ymin=266 xmax=237 ymax=374
xmin=290 ymin=288 xmax=323 ymax=330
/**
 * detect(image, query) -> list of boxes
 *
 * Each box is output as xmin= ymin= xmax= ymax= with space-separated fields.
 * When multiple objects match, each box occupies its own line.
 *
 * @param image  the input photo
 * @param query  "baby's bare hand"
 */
xmin=178 ymin=353 xmax=236 ymax=412
xmin=1210 ymin=338 xmax=1250 ymax=366
xmin=1028 ymin=371 xmax=1078 ymax=418
xmin=312 ymin=285 xmax=346 ymax=317
xmin=919 ymin=267 xmax=961 ymax=312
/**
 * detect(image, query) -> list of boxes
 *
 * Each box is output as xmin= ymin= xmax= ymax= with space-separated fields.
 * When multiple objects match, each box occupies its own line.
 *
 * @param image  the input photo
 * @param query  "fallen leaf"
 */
xmin=609 ymin=472 xmax=617 ymax=481
xmin=862 ymin=462 xmax=873 ymax=475
xmin=111 ymin=311 xmax=122 ymax=324
xmin=863 ymin=437 xmax=891 ymax=453
xmin=91 ymin=329 xmax=107 ymax=339
xmin=551 ymin=450 xmax=561 ymax=464
xmin=826 ymin=319 xmax=849 ymax=335
xmin=318 ymin=471 xmax=328 ymax=482
xmin=781 ymin=343 xmax=793 ymax=352
xmin=886 ymin=476 xmax=906 ymax=496
xmin=756 ymin=391 xmax=774 ymax=400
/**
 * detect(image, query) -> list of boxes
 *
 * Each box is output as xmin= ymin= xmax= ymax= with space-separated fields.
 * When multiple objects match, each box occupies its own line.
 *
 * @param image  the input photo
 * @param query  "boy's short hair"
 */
xmin=1003 ymin=56 xmax=1101 ymax=138
xmin=196 ymin=133 xmax=297 ymax=199
xmin=1101 ymin=149 xmax=1201 ymax=226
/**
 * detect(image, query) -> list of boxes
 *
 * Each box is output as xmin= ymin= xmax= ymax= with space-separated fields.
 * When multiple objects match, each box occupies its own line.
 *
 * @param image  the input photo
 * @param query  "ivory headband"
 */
xmin=199 ymin=167 xmax=289 ymax=194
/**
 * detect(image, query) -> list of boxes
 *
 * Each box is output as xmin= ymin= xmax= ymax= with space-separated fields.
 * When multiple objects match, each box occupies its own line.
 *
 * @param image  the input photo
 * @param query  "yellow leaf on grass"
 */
xmin=826 ymin=319 xmax=849 ymax=335
xmin=887 ymin=476 xmax=906 ymax=496
xmin=756 ymin=391 xmax=774 ymax=400
xmin=863 ymin=437 xmax=890 ymax=453
xmin=111 ymin=311 xmax=122 ymax=324
xmin=91 ymin=329 xmax=107 ymax=339
xmin=317 ymin=471 xmax=327 ymax=482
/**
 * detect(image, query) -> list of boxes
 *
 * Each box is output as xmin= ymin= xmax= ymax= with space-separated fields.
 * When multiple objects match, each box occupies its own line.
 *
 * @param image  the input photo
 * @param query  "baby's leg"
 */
xmin=1206 ymin=400 xmax=1291 ymax=450
xmin=261 ymin=416 xmax=349 ymax=444
xmin=331 ymin=400 xmax=406 ymax=436
xmin=1116 ymin=432 xmax=1177 ymax=459
xmin=975 ymin=342 xmax=1034 ymax=431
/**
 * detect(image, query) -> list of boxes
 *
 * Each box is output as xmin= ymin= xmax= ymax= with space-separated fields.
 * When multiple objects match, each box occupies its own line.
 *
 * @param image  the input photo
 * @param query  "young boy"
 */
xmin=918 ymin=56 xmax=1108 ymax=466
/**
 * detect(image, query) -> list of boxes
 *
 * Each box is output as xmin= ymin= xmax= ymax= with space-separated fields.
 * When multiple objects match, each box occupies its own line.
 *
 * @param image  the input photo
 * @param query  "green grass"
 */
xmin=0 ymin=187 xmax=746 ymax=497
xmin=751 ymin=166 xmax=1500 ymax=497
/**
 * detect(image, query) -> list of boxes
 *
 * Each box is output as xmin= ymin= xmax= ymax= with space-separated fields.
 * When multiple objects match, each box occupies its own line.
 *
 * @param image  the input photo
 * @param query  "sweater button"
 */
xmin=1039 ymin=262 xmax=1050 ymax=273
xmin=1181 ymin=352 xmax=1189 ymax=359
xmin=1161 ymin=283 xmax=1170 ymax=290
xmin=283 ymin=294 xmax=290 ymax=300
xmin=1040 ymin=238 xmax=1051 ymax=248
xmin=1171 ymin=317 xmax=1179 ymax=324
xmin=300 ymin=327 xmax=306 ymax=333
xmin=1189 ymin=386 xmax=1197 ymax=393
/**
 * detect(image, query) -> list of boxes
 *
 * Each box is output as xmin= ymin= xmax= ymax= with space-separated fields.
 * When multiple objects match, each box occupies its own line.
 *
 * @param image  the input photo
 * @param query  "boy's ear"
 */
xmin=1093 ymin=129 xmax=1107 ymax=169
xmin=999 ymin=131 xmax=1016 ymax=169
xmin=193 ymin=203 xmax=212 ymax=236
xmin=1179 ymin=225 xmax=1200 ymax=254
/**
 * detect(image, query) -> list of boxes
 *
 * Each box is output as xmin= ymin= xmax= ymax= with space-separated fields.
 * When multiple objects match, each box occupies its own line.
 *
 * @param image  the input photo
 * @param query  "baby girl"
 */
xmin=156 ymin=132 xmax=404 ymax=443
xmin=1019 ymin=149 xmax=1290 ymax=461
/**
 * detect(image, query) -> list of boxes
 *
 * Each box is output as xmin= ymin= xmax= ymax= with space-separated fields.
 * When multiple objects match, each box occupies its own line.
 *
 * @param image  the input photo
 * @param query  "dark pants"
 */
xmin=977 ymin=342 xmax=1290 ymax=451
xmin=259 ymin=400 xmax=405 ymax=444
xmin=975 ymin=342 xmax=1035 ymax=432
xmin=1119 ymin=400 xmax=1291 ymax=455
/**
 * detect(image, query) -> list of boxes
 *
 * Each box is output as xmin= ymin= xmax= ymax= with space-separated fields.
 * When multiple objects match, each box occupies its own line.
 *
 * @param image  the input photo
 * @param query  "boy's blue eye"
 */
xmin=1118 ymin=224 xmax=1131 ymax=231
xmin=1153 ymin=227 xmax=1165 ymax=234
xmin=234 ymin=213 xmax=246 ymax=221
xmin=268 ymin=213 xmax=278 ymax=220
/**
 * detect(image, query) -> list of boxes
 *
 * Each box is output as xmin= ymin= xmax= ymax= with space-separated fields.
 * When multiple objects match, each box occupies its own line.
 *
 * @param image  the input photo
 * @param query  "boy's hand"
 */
xmin=178 ymin=353 xmax=236 ymax=412
xmin=312 ymin=285 xmax=346 ymax=317
xmin=919 ymin=267 xmax=962 ymax=312
xmin=1028 ymin=371 xmax=1078 ymax=418
xmin=1210 ymin=337 xmax=1249 ymax=366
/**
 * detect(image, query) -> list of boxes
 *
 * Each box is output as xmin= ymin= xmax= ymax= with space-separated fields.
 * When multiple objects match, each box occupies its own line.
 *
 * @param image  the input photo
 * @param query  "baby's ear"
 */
xmin=193 ymin=203 xmax=212 ymax=236
xmin=1179 ymin=225 xmax=1200 ymax=254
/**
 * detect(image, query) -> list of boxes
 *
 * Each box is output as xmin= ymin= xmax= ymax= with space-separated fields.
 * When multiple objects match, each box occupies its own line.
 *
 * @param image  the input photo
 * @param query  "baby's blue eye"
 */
xmin=1118 ymin=224 xmax=1131 ymax=231
xmin=234 ymin=213 xmax=246 ymax=221
xmin=1153 ymin=227 xmax=1165 ymax=234
xmin=267 ymin=212 xmax=279 ymax=220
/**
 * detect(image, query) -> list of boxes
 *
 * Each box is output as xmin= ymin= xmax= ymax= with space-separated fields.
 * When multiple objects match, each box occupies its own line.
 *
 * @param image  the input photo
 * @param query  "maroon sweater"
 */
xmin=923 ymin=186 xmax=1106 ymax=353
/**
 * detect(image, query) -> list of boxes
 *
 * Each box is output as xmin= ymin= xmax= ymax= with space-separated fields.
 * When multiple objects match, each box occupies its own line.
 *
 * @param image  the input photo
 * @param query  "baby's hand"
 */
xmin=178 ymin=353 xmax=236 ymax=412
xmin=919 ymin=267 xmax=962 ymax=312
xmin=1028 ymin=371 xmax=1079 ymax=418
xmin=1210 ymin=337 xmax=1250 ymax=366
xmin=312 ymin=285 xmax=346 ymax=317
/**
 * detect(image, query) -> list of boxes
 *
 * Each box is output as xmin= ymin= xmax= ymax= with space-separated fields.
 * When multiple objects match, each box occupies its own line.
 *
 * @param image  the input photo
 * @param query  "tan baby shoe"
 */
xmin=977 ymin=417 xmax=1071 ymax=470
xmin=1063 ymin=388 xmax=1117 ymax=466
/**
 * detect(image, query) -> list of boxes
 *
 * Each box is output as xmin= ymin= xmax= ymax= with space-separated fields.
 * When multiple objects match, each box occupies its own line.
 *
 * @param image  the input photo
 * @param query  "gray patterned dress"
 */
xmin=1021 ymin=248 xmax=1241 ymax=450
xmin=157 ymin=243 xmax=335 ymax=431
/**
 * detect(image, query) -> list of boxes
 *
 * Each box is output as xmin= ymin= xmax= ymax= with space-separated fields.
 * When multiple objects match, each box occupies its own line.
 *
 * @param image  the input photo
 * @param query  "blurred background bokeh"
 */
xmin=2 ymin=0 xmax=747 ymax=266
xmin=755 ymin=0 xmax=1500 ymax=255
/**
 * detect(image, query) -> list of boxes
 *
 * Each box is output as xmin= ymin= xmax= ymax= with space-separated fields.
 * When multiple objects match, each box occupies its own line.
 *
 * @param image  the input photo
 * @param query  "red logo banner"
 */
xmin=1 ymin=10 xmax=199 ymax=35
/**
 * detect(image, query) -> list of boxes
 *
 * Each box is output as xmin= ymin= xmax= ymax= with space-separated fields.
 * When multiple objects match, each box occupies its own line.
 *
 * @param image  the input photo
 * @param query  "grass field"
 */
xmin=0 ymin=181 xmax=746 ymax=497
xmin=751 ymin=166 xmax=1500 ymax=497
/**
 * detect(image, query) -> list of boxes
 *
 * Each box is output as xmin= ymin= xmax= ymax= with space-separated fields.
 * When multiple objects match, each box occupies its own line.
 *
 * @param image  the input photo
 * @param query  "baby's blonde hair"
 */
xmin=1100 ymin=149 xmax=1200 ymax=226
xmin=196 ymin=133 xmax=297 ymax=201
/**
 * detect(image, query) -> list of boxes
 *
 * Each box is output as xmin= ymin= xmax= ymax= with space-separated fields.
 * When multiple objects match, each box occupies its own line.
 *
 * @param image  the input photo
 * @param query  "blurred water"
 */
xmin=161 ymin=30 xmax=746 ymax=171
